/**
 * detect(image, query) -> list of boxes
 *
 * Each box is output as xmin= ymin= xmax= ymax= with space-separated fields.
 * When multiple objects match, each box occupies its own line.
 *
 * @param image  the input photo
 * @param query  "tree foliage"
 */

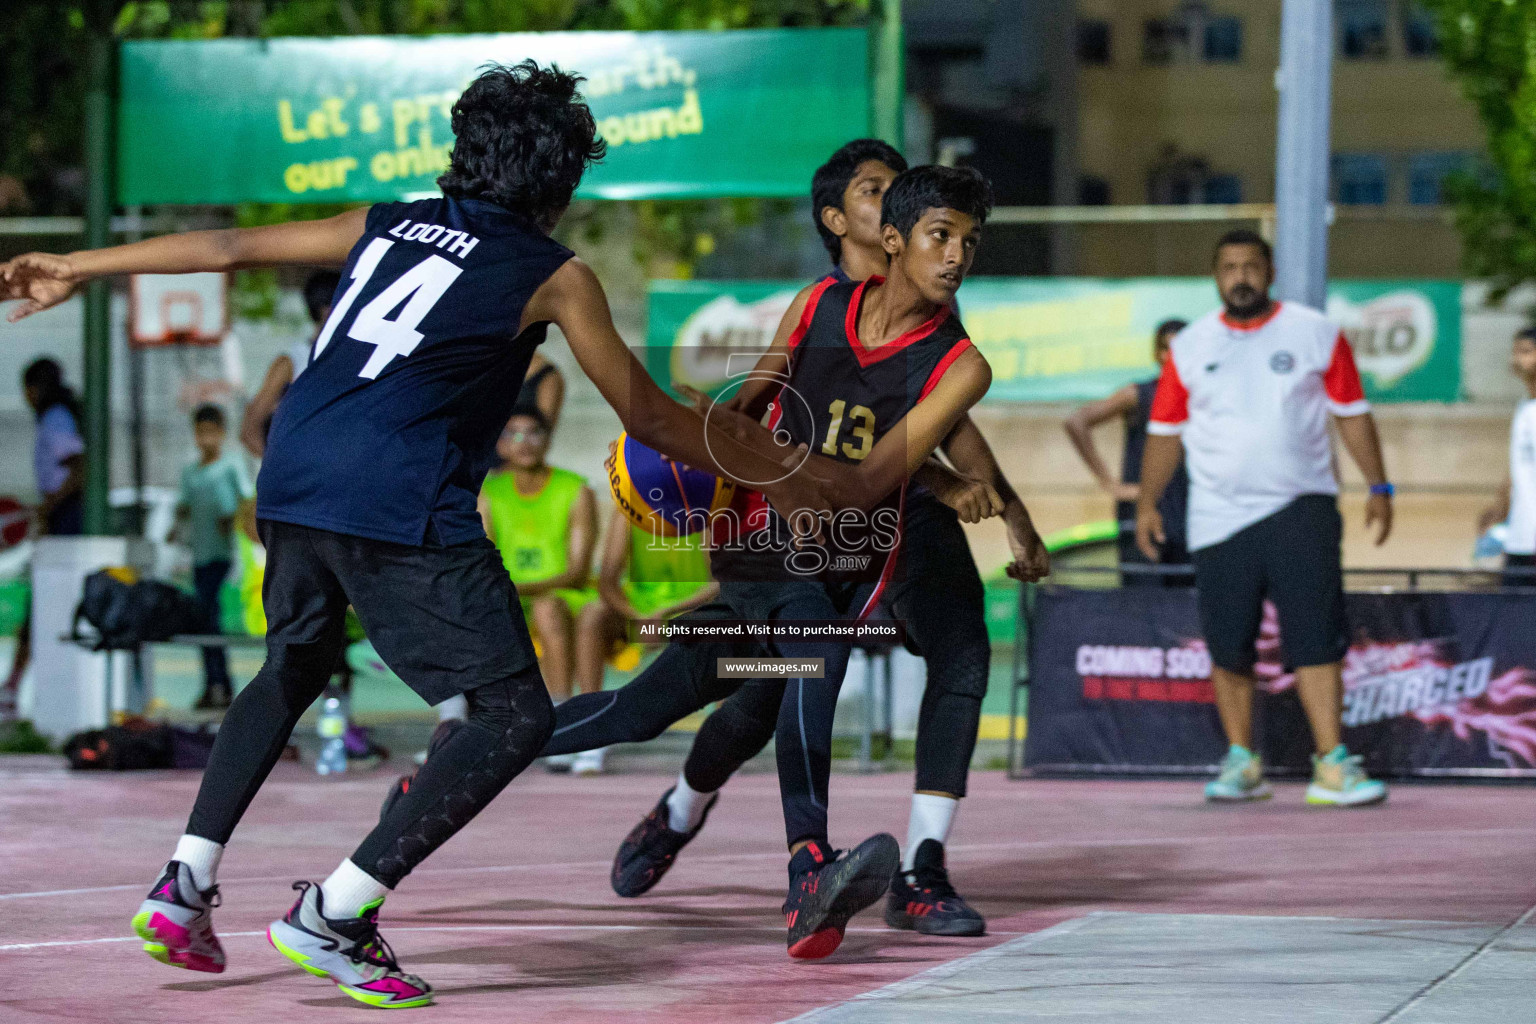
xmin=1423 ymin=0 xmax=1536 ymax=298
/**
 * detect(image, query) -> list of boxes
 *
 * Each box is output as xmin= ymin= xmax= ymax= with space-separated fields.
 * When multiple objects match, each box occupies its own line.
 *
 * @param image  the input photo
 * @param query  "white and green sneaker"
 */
xmin=1306 ymin=746 xmax=1387 ymax=807
xmin=1203 ymin=745 xmax=1272 ymax=802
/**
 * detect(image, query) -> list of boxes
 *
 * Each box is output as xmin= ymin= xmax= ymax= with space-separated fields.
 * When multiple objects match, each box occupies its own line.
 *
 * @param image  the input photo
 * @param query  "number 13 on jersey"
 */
xmin=821 ymin=399 xmax=875 ymax=460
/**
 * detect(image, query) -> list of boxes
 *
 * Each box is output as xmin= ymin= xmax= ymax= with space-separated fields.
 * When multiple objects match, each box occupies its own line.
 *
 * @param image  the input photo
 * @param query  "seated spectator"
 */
xmin=479 ymin=405 xmax=597 ymax=705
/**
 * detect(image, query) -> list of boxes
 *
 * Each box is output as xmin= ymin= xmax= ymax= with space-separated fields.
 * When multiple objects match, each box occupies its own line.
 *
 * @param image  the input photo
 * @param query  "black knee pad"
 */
xmin=465 ymin=666 xmax=554 ymax=741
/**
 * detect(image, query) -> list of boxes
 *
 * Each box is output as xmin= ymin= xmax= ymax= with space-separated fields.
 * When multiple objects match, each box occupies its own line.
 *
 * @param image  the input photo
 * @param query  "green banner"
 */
xmin=645 ymin=278 xmax=1463 ymax=403
xmin=118 ymin=29 xmax=870 ymax=204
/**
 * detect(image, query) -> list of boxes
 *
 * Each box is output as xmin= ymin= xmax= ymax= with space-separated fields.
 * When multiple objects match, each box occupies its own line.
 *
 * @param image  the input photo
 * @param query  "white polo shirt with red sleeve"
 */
xmin=1148 ymin=301 xmax=1370 ymax=551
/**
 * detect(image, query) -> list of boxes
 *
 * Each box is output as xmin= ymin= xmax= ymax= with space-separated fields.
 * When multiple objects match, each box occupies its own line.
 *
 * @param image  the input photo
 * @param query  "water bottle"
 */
xmin=316 ymin=696 xmax=348 ymax=775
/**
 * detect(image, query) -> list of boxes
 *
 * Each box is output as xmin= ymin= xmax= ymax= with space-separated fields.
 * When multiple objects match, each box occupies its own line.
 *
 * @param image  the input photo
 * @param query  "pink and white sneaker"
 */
xmin=131 ymin=860 xmax=226 ymax=973
xmin=267 ymin=881 xmax=433 ymax=1009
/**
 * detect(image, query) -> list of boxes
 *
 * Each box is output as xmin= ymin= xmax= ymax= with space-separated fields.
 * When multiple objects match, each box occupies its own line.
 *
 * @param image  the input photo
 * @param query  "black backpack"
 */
xmin=72 ymin=569 xmax=199 ymax=651
xmin=64 ymin=720 xmax=174 ymax=770
xmin=63 ymin=720 xmax=216 ymax=771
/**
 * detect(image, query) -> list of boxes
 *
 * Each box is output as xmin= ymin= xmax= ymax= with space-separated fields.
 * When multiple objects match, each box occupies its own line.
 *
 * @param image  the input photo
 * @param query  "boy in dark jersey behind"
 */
xmin=0 ymin=62 xmax=845 ymax=1007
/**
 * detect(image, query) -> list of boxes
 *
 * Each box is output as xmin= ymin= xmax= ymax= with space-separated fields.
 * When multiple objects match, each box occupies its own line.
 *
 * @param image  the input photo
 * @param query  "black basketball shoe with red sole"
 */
xmin=784 ymin=834 xmax=899 ymax=959
xmin=610 ymin=786 xmax=719 ymax=897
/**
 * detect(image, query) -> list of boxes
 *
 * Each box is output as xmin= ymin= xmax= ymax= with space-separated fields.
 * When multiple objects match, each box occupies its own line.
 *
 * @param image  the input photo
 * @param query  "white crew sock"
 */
xmin=902 ymin=794 xmax=958 ymax=871
xmin=666 ymin=772 xmax=715 ymax=833
xmin=436 ymin=693 xmax=468 ymax=723
xmin=320 ymin=858 xmax=391 ymax=919
xmin=172 ymin=834 xmax=224 ymax=892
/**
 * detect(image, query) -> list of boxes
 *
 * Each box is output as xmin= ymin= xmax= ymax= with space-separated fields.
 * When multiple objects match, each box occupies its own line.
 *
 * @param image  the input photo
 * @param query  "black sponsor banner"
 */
xmin=1023 ymin=587 xmax=1536 ymax=777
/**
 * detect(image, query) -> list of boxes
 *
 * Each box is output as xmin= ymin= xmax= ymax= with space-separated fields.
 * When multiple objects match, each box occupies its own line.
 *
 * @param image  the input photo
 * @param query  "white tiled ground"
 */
xmin=784 ymin=912 xmax=1536 ymax=1024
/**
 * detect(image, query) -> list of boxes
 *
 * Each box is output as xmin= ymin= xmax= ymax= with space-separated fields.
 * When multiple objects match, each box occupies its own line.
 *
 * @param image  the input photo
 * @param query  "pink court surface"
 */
xmin=2 ymin=759 xmax=1533 ymax=1023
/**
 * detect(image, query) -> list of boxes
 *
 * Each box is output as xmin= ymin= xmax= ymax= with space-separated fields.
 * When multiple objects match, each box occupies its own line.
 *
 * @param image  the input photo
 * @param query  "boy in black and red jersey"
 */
xmin=383 ymin=143 xmax=1045 ymax=948
xmin=696 ymin=165 xmax=999 ymax=958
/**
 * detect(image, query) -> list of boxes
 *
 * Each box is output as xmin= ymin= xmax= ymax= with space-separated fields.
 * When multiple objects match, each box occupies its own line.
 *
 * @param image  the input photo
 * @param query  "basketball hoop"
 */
xmin=129 ymin=272 xmax=229 ymax=348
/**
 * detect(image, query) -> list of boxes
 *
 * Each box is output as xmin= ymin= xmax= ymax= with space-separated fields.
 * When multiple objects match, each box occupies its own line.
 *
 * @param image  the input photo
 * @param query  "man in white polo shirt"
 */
xmin=1135 ymin=229 xmax=1392 ymax=807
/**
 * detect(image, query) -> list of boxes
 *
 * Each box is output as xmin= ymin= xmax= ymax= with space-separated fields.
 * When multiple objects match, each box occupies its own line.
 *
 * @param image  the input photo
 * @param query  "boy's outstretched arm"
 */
xmin=1 ymin=210 xmax=368 ymax=322
xmin=526 ymin=258 xmax=835 ymax=519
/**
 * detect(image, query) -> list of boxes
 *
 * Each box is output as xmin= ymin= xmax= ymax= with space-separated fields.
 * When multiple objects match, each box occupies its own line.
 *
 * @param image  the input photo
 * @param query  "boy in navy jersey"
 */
xmin=1 ymin=62 xmax=847 ymax=1006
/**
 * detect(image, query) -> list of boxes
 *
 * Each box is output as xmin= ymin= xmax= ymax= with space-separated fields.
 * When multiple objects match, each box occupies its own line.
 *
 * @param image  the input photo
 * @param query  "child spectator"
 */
xmin=178 ymin=404 xmax=251 ymax=710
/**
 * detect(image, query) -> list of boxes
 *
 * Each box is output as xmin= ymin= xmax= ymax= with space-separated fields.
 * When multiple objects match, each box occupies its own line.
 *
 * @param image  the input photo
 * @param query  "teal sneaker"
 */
xmin=1306 ymin=746 xmax=1387 ymax=807
xmin=1204 ymin=745 xmax=1272 ymax=802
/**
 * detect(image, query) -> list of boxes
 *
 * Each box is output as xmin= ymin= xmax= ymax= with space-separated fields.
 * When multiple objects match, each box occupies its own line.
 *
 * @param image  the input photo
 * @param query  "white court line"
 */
xmin=0 ymin=923 xmax=1028 ymax=953
xmin=4 ymin=825 xmax=1533 ymax=902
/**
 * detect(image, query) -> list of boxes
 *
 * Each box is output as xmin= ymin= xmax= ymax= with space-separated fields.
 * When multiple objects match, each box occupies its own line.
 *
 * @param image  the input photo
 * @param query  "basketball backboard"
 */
xmin=129 ymin=272 xmax=229 ymax=347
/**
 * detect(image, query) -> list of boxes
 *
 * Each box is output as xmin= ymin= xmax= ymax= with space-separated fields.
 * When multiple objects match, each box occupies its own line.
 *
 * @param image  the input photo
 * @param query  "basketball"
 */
xmin=605 ymin=432 xmax=734 ymax=537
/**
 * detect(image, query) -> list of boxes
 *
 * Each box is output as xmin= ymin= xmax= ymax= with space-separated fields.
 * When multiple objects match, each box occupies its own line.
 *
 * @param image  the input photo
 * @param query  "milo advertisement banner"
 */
xmin=119 ymin=29 xmax=870 ymax=204
xmin=1023 ymin=587 xmax=1536 ymax=778
xmin=646 ymin=278 xmax=1462 ymax=403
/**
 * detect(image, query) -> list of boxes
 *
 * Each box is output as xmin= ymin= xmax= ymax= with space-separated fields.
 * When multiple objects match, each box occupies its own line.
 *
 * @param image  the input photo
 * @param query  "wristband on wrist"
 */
xmin=1369 ymin=482 xmax=1395 ymax=497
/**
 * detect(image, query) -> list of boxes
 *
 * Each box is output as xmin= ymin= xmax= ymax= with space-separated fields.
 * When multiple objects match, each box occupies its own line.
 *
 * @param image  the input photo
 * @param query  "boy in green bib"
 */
xmin=479 ymin=406 xmax=597 ymax=702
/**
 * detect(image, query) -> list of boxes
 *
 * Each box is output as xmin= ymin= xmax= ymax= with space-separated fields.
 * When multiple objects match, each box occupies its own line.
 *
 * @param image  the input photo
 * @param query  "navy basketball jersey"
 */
xmin=714 ymin=275 xmax=972 ymax=586
xmin=256 ymin=197 xmax=572 ymax=546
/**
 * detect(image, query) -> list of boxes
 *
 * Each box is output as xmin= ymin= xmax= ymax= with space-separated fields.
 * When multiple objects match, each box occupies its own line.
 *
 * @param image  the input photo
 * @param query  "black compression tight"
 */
xmin=187 ymin=654 xmax=552 ymax=889
xmin=353 ymin=667 xmax=553 ymax=886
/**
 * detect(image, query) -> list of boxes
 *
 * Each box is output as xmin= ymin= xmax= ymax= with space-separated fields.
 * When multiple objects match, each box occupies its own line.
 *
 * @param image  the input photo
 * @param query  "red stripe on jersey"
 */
xmin=1149 ymin=354 xmax=1189 ymax=427
xmin=856 ymin=482 xmax=906 ymax=621
xmin=1323 ymin=332 xmax=1367 ymax=406
xmin=1219 ymin=300 xmax=1284 ymax=332
xmin=918 ymin=337 xmax=975 ymax=402
xmin=765 ymin=278 xmax=836 ymax=432
xmin=844 ymin=276 xmax=953 ymax=368
xmin=787 ymin=277 xmax=836 ymax=357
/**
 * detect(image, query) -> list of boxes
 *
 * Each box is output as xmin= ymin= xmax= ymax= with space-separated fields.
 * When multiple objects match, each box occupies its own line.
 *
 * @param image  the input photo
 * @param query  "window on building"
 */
xmin=1078 ymin=19 xmax=1112 ymax=64
xmin=1403 ymin=3 xmax=1440 ymax=57
xmin=1204 ymin=174 xmax=1243 ymax=204
xmin=1146 ymin=147 xmax=1240 ymax=205
xmin=1339 ymin=0 xmax=1389 ymax=58
xmin=1078 ymin=175 xmax=1111 ymax=206
xmin=1408 ymin=152 xmax=1468 ymax=205
xmin=1204 ymin=16 xmax=1242 ymax=61
xmin=1143 ymin=17 xmax=1192 ymax=64
xmin=1334 ymin=153 xmax=1389 ymax=205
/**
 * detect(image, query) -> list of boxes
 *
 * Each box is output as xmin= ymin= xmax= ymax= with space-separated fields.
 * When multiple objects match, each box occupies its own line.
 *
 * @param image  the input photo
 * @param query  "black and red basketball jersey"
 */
xmin=712 ymin=275 xmax=973 ymax=590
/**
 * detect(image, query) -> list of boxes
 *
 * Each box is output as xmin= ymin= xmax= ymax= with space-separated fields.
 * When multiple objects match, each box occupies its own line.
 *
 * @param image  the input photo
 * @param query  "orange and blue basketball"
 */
xmin=605 ymin=433 xmax=734 ymax=537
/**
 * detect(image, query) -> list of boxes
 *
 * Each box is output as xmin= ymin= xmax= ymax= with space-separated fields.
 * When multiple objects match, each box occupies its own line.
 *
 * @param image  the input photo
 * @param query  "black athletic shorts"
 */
xmin=1191 ymin=494 xmax=1347 ymax=675
xmin=258 ymin=519 xmax=536 ymax=705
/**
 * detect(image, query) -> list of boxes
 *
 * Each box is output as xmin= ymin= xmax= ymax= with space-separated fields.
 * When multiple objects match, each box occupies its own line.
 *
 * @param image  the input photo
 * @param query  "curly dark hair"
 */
xmin=811 ymin=139 xmax=908 ymax=264
xmin=880 ymin=165 xmax=994 ymax=239
xmin=437 ymin=60 xmax=606 ymax=229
